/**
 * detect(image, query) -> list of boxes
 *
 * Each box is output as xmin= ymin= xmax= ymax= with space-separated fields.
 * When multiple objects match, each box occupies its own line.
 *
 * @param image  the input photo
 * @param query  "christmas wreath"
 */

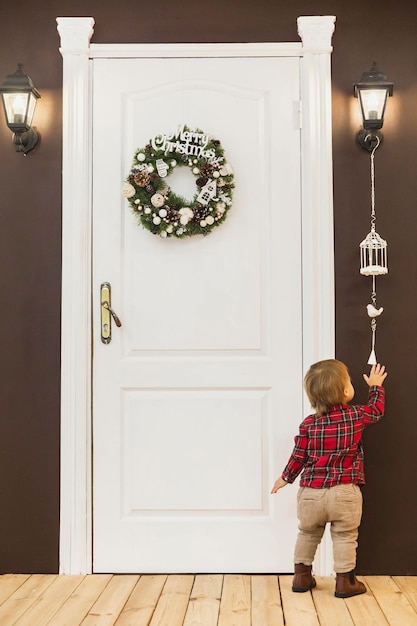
xmin=122 ymin=125 xmax=234 ymax=238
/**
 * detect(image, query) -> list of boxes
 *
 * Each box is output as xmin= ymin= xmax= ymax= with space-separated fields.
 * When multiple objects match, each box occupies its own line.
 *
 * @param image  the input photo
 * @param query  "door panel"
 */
xmin=92 ymin=56 xmax=302 ymax=572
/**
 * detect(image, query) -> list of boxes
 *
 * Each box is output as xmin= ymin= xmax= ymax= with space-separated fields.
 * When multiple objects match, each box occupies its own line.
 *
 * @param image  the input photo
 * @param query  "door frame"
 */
xmin=57 ymin=15 xmax=336 ymax=575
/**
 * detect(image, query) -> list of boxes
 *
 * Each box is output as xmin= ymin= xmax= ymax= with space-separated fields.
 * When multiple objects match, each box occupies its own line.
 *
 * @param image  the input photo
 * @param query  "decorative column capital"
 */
xmin=297 ymin=16 xmax=336 ymax=53
xmin=57 ymin=17 xmax=95 ymax=54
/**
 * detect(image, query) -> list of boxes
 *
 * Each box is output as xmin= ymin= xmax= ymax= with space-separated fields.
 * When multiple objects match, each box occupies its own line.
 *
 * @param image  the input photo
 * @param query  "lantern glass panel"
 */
xmin=2 ymin=92 xmax=32 ymax=128
xmin=358 ymin=88 xmax=388 ymax=126
xmin=26 ymin=92 xmax=37 ymax=126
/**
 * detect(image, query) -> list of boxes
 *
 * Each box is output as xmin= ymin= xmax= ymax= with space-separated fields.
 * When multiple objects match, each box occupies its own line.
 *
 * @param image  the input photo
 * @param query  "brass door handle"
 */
xmin=100 ymin=282 xmax=122 ymax=344
xmin=102 ymin=300 xmax=122 ymax=327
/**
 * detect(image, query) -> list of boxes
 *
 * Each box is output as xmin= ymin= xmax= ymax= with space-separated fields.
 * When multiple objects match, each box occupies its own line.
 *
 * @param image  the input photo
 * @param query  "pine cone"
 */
xmin=196 ymin=177 xmax=208 ymax=187
xmin=134 ymin=171 xmax=151 ymax=187
xmin=167 ymin=207 xmax=179 ymax=221
xmin=200 ymin=164 xmax=214 ymax=177
xmin=193 ymin=205 xmax=209 ymax=220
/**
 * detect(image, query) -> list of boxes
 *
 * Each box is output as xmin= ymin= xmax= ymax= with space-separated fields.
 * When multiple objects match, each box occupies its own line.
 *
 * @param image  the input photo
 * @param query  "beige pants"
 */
xmin=294 ymin=483 xmax=363 ymax=573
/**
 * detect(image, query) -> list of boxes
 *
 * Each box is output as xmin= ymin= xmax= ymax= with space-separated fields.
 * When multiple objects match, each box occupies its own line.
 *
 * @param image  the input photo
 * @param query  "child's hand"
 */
xmin=363 ymin=363 xmax=387 ymax=387
xmin=271 ymin=477 xmax=288 ymax=494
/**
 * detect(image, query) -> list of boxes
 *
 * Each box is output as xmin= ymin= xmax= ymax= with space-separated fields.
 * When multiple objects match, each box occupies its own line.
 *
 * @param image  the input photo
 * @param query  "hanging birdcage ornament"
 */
xmin=360 ymin=228 xmax=388 ymax=276
xmin=359 ymin=135 xmax=387 ymax=364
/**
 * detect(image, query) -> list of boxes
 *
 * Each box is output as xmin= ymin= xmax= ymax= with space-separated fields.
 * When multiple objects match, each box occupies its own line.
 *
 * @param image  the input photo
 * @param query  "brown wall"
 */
xmin=0 ymin=0 xmax=415 ymax=574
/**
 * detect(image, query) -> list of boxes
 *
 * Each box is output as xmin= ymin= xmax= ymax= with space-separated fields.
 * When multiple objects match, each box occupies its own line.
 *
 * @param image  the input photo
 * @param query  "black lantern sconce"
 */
xmin=0 ymin=64 xmax=41 ymax=155
xmin=354 ymin=62 xmax=393 ymax=151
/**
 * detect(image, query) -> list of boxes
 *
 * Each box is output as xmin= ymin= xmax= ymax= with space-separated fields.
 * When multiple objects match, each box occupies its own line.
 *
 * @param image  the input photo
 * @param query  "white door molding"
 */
xmin=297 ymin=15 xmax=336 ymax=576
xmin=57 ymin=15 xmax=336 ymax=575
xmin=57 ymin=17 xmax=95 ymax=575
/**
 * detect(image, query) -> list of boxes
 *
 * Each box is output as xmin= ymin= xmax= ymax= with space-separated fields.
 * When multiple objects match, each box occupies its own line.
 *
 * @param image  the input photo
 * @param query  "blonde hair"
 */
xmin=304 ymin=359 xmax=349 ymax=416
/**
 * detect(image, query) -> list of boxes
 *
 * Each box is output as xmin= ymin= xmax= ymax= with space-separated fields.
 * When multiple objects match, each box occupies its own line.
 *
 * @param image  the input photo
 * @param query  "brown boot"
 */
xmin=292 ymin=563 xmax=316 ymax=592
xmin=335 ymin=570 xmax=366 ymax=598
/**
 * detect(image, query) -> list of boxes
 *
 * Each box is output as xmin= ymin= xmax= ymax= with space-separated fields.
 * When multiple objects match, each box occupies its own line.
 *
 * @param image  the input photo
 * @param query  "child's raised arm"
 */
xmin=363 ymin=363 xmax=387 ymax=387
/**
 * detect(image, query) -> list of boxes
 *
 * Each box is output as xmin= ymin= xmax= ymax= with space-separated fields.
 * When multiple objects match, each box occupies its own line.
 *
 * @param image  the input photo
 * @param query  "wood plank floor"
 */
xmin=0 ymin=574 xmax=416 ymax=625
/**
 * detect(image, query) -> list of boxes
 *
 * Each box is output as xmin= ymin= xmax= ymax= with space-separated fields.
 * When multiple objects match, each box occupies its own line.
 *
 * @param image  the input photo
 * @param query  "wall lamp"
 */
xmin=0 ymin=64 xmax=41 ymax=155
xmin=354 ymin=62 xmax=393 ymax=151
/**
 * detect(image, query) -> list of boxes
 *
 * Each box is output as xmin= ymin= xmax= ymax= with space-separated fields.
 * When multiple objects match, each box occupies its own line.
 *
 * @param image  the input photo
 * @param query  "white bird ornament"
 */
xmin=366 ymin=304 xmax=384 ymax=318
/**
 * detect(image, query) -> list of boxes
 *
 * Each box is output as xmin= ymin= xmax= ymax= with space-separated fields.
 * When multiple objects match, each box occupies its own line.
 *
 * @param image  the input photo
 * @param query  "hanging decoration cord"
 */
xmin=367 ymin=134 xmax=381 ymax=366
xmin=369 ymin=134 xmax=380 ymax=230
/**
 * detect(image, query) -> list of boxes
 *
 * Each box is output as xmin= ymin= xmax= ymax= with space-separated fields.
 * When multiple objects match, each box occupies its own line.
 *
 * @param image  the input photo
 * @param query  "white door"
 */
xmin=92 ymin=55 xmax=302 ymax=573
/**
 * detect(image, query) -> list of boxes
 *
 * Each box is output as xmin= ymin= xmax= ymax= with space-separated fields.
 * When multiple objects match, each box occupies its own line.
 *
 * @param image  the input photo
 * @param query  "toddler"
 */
xmin=271 ymin=359 xmax=387 ymax=598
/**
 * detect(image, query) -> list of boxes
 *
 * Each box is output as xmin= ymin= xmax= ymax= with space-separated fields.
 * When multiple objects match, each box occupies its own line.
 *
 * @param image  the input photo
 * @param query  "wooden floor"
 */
xmin=0 ymin=574 xmax=416 ymax=625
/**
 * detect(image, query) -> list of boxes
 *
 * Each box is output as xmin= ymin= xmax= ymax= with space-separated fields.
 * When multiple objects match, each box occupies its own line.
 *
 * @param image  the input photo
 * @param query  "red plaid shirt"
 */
xmin=282 ymin=386 xmax=385 ymax=488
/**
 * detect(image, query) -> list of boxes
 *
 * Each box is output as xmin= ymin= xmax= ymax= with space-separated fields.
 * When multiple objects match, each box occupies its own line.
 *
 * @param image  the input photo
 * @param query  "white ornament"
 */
xmin=360 ymin=230 xmax=388 ymax=276
xmin=166 ymin=225 xmax=174 ymax=233
xmin=144 ymin=207 xmax=152 ymax=214
xmin=206 ymin=215 xmax=214 ymax=225
xmin=159 ymin=208 xmax=168 ymax=218
xmin=220 ymin=163 xmax=233 ymax=176
xmin=213 ymin=171 xmax=220 ymax=178
xmin=192 ymin=167 xmax=200 ymax=175
xmin=170 ymin=159 xmax=177 ymax=167
xmin=121 ymin=182 xmax=136 ymax=198
xmin=137 ymin=153 xmax=146 ymax=162
xmin=153 ymin=216 xmax=161 ymax=225
xmin=133 ymin=163 xmax=148 ymax=172
xmin=151 ymin=193 xmax=165 ymax=208
xmin=156 ymin=158 xmax=169 ymax=177
xmin=366 ymin=304 xmax=384 ymax=318
xmin=197 ymin=179 xmax=217 ymax=206
xmin=179 ymin=207 xmax=194 ymax=225
xmin=200 ymin=220 xmax=207 ymax=227
xmin=160 ymin=230 xmax=168 ymax=238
